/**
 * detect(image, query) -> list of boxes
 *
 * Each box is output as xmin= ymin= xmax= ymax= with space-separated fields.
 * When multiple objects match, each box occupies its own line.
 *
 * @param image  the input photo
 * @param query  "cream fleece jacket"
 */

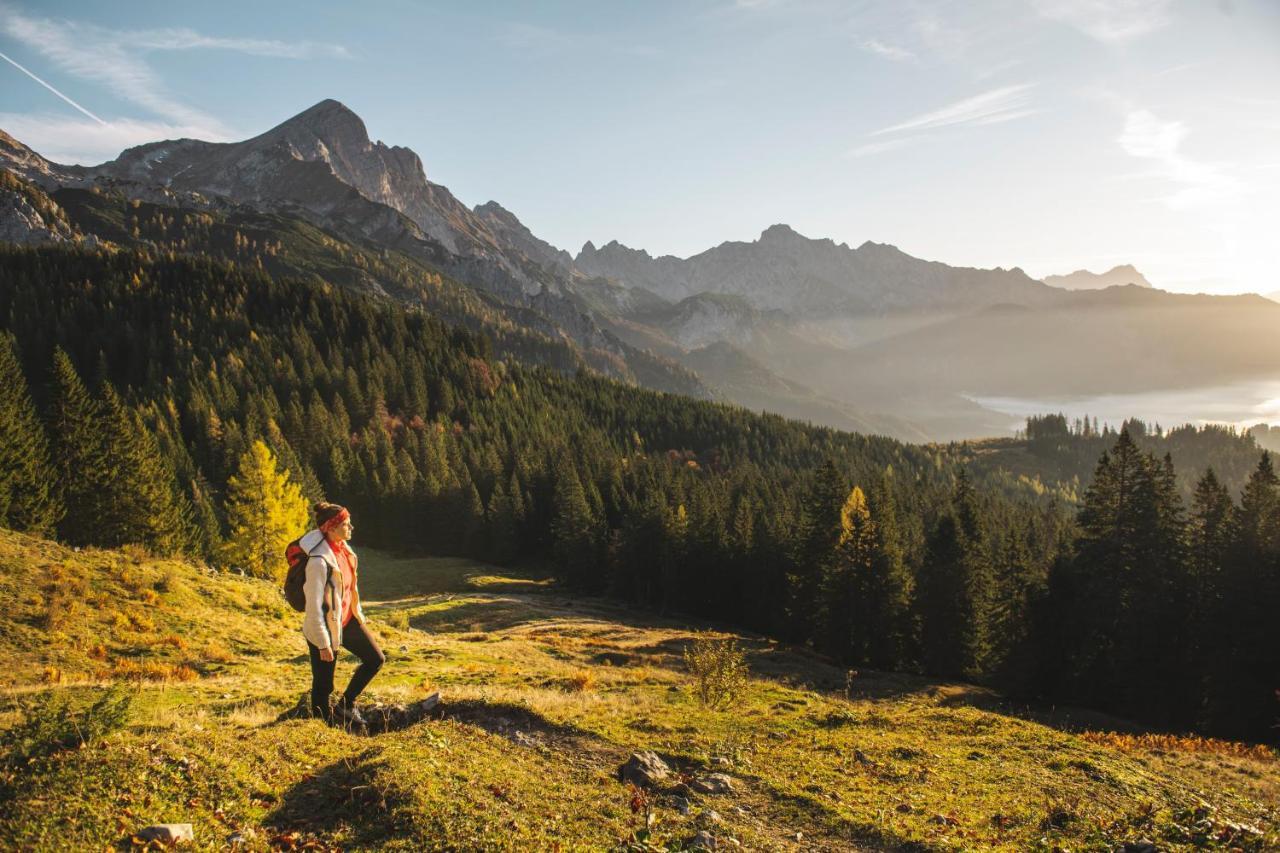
xmin=299 ymin=528 xmax=365 ymax=650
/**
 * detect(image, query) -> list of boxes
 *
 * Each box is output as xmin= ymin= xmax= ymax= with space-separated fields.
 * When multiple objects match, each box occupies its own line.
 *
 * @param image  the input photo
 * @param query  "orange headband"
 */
xmin=320 ymin=507 xmax=350 ymax=533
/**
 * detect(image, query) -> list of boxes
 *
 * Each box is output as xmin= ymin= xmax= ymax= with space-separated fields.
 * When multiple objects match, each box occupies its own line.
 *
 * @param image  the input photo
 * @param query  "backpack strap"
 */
xmin=309 ymin=544 xmax=337 ymax=613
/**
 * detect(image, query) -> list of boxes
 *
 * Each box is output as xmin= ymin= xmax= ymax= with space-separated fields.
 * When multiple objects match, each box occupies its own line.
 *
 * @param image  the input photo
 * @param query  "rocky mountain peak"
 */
xmin=759 ymin=223 xmax=800 ymax=243
xmin=267 ymin=99 xmax=370 ymax=150
xmin=1043 ymin=264 xmax=1153 ymax=291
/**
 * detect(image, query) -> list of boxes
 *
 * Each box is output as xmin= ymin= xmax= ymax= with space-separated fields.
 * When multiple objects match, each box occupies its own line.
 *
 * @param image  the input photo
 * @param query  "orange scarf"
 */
xmin=327 ymin=537 xmax=357 ymax=625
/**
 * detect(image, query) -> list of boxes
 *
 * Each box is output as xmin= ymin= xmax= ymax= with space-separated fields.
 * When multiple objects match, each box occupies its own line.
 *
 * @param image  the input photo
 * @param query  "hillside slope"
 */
xmin=2 ymin=531 xmax=1276 ymax=851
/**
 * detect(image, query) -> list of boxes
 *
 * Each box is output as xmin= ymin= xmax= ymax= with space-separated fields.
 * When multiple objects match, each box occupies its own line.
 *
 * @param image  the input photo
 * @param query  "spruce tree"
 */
xmin=916 ymin=470 xmax=994 ymax=680
xmin=825 ymin=485 xmax=875 ymax=661
xmin=865 ymin=473 xmax=912 ymax=670
xmin=917 ymin=512 xmax=966 ymax=677
xmin=485 ymin=476 xmax=519 ymax=565
xmin=550 ymin=458 xmax=599 ymax=589
xmin=1189 ymin=468 xmax=1236 ymax=729
xmin=789 ymin=460 xmax=845 ymax=644
xmin=0 ymin=333 xmax=61 ymax=534
xmin=1216 ymin=452 xmax=1280 ymax=737
xmin=96 ymin=385 xmax=188 ymax=554
xmin=220 ymin=440 xmax=309 ymax=578
xmin=47 ymin=349 xmax=110 ymax=546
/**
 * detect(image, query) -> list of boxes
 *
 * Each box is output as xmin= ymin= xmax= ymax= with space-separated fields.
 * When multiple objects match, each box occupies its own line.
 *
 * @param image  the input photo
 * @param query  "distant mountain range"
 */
xmin=3 ymin=99 xmax=1278 ymax=440
xmin=1042 ymin=264 xmax=1153 ymax=291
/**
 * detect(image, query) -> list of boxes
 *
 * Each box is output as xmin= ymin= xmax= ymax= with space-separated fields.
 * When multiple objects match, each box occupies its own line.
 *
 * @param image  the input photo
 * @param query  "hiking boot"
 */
xmin=334 ymin=702 xmax=368 ymax=731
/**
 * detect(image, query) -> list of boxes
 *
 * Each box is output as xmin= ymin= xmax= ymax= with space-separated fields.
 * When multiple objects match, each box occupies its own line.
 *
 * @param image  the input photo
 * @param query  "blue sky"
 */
xmin=1 ymin=0 xmax=1278 ymax=295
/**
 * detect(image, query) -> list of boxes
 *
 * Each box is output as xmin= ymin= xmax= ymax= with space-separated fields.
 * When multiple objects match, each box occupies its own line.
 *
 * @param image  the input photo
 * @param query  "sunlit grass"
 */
xmin=1 ymin=528 xmax=1276 ymax=851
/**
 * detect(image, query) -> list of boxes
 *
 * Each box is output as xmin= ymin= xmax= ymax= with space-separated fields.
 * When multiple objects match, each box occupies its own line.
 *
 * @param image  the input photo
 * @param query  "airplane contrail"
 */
xmin=0 ymin=48 xmax=107 ymax=125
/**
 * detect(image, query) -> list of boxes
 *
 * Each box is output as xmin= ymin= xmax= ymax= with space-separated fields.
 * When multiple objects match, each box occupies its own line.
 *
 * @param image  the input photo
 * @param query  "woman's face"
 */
xmin=332 ymin=517 xmax=355 ymax=542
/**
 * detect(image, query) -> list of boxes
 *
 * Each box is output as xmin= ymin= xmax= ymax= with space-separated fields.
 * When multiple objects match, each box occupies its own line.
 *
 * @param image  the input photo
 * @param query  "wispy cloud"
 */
xmin=1117 ymin=109 xmax=1244 ymax=209
xmin=860 ymin=38 xmax=914 ymax=62
xmin=123 ymin=28 xmax=350 ymax=59
xmin=845 ymin=138 xmax=916 ymax=159
xmin=873 ymin=83 xmax=1037 ymax=135
xmin=495 ymin=21 xmax=659 ymax=58
xmin=1032 ymin=0 xmax=1172 ymax=43
xmin=0 ymin=7 xmax=347 ymax=132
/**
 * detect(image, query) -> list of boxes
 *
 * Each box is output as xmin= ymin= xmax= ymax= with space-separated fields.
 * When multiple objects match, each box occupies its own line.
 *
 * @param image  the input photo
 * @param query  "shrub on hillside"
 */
xmin=683 ymin=633 xmax=748 ymax=710
xmin=1 ymin=685 xmax=132 ymax=767
xmin=39 ymin=564 xmax=86 ymax=632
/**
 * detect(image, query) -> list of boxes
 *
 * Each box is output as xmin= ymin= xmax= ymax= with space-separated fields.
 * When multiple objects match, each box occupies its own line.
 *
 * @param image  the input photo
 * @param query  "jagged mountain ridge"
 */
xmin=1043 ymin=264 xmax=1153 ymax=291
xmin=576 ymin=223 xmax=1062 ymax=317
xmin=0 ymin=104 xmax=713 ymax=399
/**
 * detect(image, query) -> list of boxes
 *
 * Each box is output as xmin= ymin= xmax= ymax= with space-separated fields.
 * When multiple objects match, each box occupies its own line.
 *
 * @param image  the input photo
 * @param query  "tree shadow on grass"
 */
xmin=408 ymin=597 xmax=539 ymax=634
xmin=263 ymin=748 xmax=414 ymax=848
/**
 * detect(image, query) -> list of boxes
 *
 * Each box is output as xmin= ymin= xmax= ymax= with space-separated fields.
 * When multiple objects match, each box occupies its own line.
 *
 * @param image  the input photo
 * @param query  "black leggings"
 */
xmin=308 ymin=619 xmax=385 ymax=715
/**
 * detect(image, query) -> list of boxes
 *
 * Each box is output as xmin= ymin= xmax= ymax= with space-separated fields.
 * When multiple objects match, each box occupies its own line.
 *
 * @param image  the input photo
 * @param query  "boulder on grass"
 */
xmin=618 ymin=751 xmax=671 ymax=788
xmin=691 ymin=773 xmax=735 ymax=795
xmin=136 ymin=824 xmax=193 ymax=845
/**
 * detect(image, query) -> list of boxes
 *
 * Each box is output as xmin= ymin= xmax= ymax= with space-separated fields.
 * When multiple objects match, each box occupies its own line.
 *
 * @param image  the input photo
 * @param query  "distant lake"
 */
xmin=968 ymin=380 xmax=1280 ymax=433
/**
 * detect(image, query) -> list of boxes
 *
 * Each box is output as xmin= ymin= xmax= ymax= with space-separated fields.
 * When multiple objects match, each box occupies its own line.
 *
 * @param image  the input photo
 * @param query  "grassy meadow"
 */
xmin=1 ymin=530 xmax=1276 ymax=851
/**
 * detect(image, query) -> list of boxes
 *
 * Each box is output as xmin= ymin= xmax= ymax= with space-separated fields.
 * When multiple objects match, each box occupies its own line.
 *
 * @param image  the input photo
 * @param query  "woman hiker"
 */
xmin=301 ymin=501 xmax=384 ymax=727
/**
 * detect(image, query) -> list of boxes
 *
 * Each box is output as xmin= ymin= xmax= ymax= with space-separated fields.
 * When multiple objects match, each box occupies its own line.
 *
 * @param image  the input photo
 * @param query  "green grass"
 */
xmin=1 ymin=529 xmax=1276 ymax=851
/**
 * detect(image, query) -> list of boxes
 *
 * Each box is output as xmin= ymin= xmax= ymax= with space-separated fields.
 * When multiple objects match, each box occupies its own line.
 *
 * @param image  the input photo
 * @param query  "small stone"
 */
xmin=709 ymin=755 xmax=731 ymax=769
xmin=673 ymin=796 xmax=692 ymax=816
xmin=399 ymin=644 xmax=408 ymax=652
xmin=137 ymin=824 xmax=193 ymax=845
xmin=618 ymin=751 xmax=671 ymax=788
xmin=697 ymin=809 xmax=723 ymax=828
xmin=1122 ymin=842 xmax=1157 ymax=853
xmin=690 ymin=773 xmax=734 ymax=795
xmin=690 ymin=830 xmax=717 ymax=850
xmin=730 ymin=806 xmax=749 ymax=817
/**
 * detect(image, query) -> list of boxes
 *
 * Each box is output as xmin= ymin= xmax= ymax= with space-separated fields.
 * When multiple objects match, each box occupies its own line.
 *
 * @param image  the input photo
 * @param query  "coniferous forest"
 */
xmin=2 ymin=245 xmax=1277 ymax=743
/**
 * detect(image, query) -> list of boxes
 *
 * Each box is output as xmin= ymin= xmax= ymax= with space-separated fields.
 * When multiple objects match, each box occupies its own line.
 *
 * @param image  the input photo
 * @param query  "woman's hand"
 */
xmin=320 ymin=647 xmax=335 ymax=662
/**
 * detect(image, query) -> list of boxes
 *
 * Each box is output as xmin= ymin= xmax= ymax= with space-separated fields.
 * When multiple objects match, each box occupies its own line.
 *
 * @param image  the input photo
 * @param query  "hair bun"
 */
xmin=313 ymin=501 xmax=348 ymax=528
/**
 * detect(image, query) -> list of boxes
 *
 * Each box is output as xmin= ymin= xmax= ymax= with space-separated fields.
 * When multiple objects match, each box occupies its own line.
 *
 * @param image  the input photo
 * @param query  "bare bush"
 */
xmin=683 ymin=633 xmax=748 ymax=710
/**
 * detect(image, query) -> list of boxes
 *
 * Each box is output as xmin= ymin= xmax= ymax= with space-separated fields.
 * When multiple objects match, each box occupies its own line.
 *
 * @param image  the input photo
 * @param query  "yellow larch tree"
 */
xmin=220 ymin=440 xmax=310 ymax=579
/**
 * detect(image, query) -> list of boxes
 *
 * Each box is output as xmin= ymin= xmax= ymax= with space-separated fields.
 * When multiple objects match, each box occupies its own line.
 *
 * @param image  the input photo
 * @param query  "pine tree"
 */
xmin=864 ymin=473 xmax=912 ymax=670
xmin=917 ymin=512 xmax=966 ymax=677
xmin=916 ymin=469 xmax=994 ymax=680
xmin=220 ymin=440 xmax=309 ymax=578
xmin=551 ymin=458 xmax=599 ymax=589
xmin=1215 ymin=452 xmax=1280 ymax=737
xmin=788 ymin=460 xmax=845 ymax=644
xmin=1188 ymin=468 xmax=1235 ymax=729
xmin=824 ymin=485 xmax=875 ymax=661
xmin=1056 ymin=429 xmax=1193 ymax=724
xmin=0 ymin=333 xmax=61 ymax=534
xmin=96 ymin=385 xmax=188 ymax=554
xmin=48 ymin=349 xmax=111 ymax=546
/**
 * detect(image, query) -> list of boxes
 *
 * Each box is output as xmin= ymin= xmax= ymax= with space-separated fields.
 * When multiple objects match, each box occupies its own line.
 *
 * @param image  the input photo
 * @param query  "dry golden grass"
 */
xmin=104 ymin=660 xmax=198 ymax=682
xmin=1080 ymin=730 xmax=1279 ymax=762
xmin=562 ymin=670 xmax=595 ymax=693
xmin=199 ymin=641 xmax=234 ymax=663
xmin=156 ymin=633 xmax=187 ymax=650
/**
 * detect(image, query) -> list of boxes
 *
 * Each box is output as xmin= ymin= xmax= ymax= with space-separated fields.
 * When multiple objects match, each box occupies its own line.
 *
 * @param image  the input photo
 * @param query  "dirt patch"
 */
xmin=442 ymin=701 xmax=611 ymax=753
